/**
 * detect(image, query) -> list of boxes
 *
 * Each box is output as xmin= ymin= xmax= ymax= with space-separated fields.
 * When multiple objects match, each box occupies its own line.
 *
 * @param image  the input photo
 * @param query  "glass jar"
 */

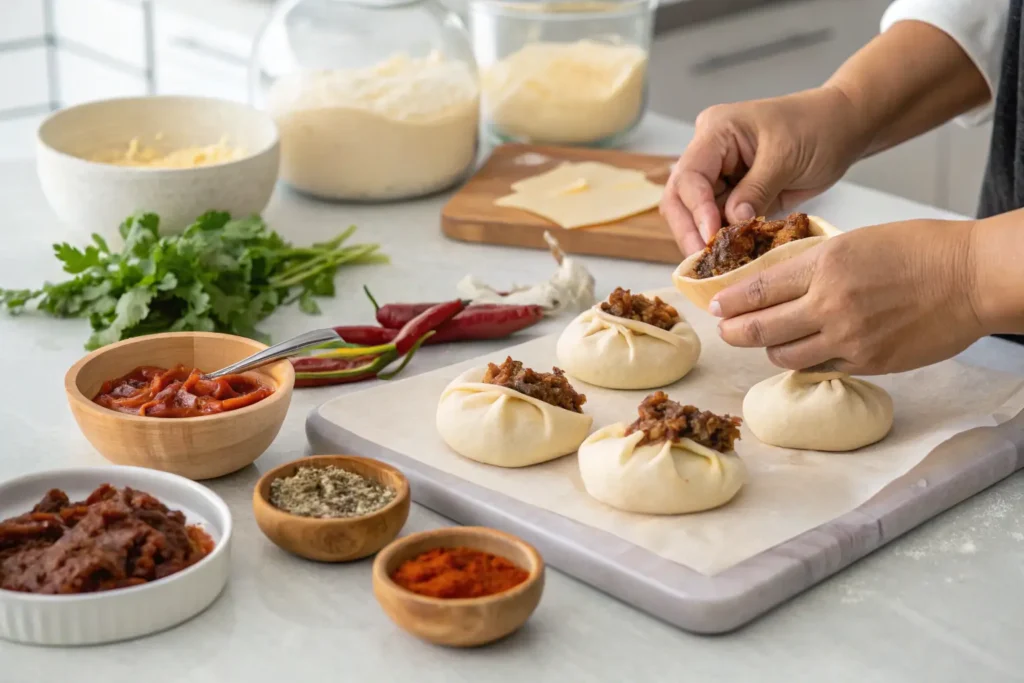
xmin=250 ymin=0 xmax=480 ymax=202
xmin=471 ymin=0 xmax=655 ymax=148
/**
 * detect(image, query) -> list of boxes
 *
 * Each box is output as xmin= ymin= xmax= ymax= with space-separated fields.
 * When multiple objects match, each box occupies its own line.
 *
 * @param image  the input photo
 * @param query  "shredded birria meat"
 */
xmin=482 ymin=357 xmax=586 ymax=413
xmin=599 ymin=287 xmax=680 ymax=330
xmin=693 ymin=212 xmax=812 ymax=279
xmin=625 ymin=391 xmax=741 ymax=451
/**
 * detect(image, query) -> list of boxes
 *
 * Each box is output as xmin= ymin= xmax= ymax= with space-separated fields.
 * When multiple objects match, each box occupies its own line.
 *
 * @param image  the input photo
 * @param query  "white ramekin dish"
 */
xmin=0 ymin=465 xmax=232 ymax=646
xmin=36 ymin=95 xmax=280 ymax=244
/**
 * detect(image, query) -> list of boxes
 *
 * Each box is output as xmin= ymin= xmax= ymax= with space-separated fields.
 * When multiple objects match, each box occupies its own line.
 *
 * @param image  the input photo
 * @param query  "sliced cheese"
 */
xmin=496 ymin=161 xmax=662 ymax=229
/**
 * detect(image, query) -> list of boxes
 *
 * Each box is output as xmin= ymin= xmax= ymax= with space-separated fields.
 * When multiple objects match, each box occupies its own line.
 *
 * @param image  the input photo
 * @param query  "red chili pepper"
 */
xmin=428 ymin=305 xmax=544 ymax=342
xmin=331 ymin=325 xmax=397 ymax=346
xmin=392 ymin=298 xmax=467 ymax=355
xmin=376 ymin=302 xmax=502 ymax=329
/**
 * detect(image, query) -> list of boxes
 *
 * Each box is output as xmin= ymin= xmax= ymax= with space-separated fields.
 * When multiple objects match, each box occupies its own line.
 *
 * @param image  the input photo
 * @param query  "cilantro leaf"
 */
xmin=54 ymin=243 xmax=103 ymax=274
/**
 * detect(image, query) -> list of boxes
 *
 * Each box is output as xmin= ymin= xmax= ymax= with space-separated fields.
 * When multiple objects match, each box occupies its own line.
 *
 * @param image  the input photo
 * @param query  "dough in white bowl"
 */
xmin=578 ymin=393 xmax=746 ymax=514
xmin=556 ymin=289 xmax=701 ymax=389
xmin=436 ymin=359 xmax=593 ymax=467
xmin=743 ymin=371 xmax=894 ymax=452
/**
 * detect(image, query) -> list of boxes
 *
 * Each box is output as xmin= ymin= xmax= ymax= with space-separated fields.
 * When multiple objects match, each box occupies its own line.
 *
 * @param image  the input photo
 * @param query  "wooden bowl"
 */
xmin=64 ymin=331 xmax=294 ymax=480
xmin=672 ymin=215 xmax=843 ymax=311
xmin=253 ymin=455 xmax=411 ymax=562
xmin=372 ymin=527 xmax=545 ymax=647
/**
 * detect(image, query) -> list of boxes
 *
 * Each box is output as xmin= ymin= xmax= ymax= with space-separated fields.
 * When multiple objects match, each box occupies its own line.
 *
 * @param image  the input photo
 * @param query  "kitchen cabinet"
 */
xmin=56 ymin=52 xmax=149 ymax=106
xmin=151 ymin=6 xmax=252 ymax=102
xmin=0 ymin=48 xmax=49 ymax=112
xmin=648 ymin=0 xmax=986 ymax=214
xmin=52 ymin=0 xmax=150 ymax=70
xmin=0 ymin=0 xmax=45 ymax=43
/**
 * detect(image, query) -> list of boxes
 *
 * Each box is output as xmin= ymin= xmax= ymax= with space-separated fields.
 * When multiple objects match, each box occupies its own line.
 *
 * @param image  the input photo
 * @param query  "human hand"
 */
xmin=661 ymin=87 xmax=869 ymax=256
xmin=710 ymin=219 xmax=986 ymax=375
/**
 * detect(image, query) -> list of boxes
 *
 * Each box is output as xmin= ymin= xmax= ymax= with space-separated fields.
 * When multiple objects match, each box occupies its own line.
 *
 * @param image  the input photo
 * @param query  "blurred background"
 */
xmin=0 ymin=0 xmax=990 ymax=216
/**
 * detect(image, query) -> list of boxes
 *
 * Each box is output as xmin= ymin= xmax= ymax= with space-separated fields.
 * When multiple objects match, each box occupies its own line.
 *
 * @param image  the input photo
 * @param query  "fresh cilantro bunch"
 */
xmin=0 ymin=211 xmax=386 ymax=350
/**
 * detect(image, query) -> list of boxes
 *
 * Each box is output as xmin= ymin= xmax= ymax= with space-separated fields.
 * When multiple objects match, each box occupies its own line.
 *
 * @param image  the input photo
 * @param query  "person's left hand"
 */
xmin=711 ymin=218 xmax=986 ymax=375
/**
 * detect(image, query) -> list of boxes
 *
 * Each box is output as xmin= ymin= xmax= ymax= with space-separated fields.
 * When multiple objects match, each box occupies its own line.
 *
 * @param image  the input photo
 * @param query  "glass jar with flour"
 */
xmin=471 ymin=0 xmax=655 ymax=147
xmin=250 ymin=0 xmax=479 ymax=201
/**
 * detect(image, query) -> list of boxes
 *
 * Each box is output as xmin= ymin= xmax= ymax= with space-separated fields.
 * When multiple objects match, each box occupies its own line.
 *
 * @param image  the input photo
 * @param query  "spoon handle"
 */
xmin=206 ymin=328 xmax=341 ymax=379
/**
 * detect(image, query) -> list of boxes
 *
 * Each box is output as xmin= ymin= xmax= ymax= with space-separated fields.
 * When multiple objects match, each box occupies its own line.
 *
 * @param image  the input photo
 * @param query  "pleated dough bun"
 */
xmin=578 ymin=423 xmax=746 ymax=514
xmin=743 ymin=371 xmax=894 ymax=452
xmin=436 ymin=367 xmax=594 ymax=467
xmin=555 ymin=307 xmax=701 ymax=389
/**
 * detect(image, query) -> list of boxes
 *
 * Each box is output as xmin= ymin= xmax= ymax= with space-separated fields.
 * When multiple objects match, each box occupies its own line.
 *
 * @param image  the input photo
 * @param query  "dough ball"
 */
xmin=436 ymin=367 xmax=593 ymax=467
xmin=578 ymin=424 xmax=746 ymax=514
xmin=743 ymin=371 xmax=894 ymax=452
xmin=556 ymin=307 xmax=701 ymax=390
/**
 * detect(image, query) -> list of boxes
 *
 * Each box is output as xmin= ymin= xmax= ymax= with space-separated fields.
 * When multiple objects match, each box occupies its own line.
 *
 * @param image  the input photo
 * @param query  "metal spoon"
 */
xmin=205 ymin=328 xmax=342 ymax=379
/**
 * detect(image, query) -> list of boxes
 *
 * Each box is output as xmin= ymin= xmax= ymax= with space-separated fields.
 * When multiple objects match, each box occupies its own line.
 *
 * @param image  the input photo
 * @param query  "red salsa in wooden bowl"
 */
xmin=93 ymin=364 xmax=274 ymax=418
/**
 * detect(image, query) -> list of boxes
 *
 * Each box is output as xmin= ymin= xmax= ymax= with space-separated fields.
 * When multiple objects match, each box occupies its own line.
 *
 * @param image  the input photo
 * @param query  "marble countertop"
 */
xmin=2 ymin=113 xmax=1024 ymax=682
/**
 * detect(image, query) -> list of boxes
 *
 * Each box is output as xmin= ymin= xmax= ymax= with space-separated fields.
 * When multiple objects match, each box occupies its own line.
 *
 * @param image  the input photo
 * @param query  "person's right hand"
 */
xmin=661 ymin=86 xmax=870 ymax=255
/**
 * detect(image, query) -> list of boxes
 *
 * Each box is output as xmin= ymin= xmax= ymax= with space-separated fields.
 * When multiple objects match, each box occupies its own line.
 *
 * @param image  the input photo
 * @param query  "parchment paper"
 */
xmin=318 ymin=289 xmax=1024 ymax=575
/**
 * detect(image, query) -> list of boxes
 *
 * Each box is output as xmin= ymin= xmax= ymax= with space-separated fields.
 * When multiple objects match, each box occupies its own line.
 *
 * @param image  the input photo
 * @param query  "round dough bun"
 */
xmin=672 ymin=215 xmax=843 ymax=312
xmin=578 ymin=423 xmax=746 ymax=514
xmin=436 ymin=366 xmax=594 ymax=468
xmin=555 ymin=307 xmax=701 ymax=390
xmin=743 ymin=371 xmax=894 ymax=452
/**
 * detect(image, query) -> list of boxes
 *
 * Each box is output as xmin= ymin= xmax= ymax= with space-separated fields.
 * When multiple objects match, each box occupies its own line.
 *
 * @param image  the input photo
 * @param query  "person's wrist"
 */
xmin=817 ymin=80 xmax=884 ymax=161
xmin=968 ymin=218 xmax=1024 ymax=336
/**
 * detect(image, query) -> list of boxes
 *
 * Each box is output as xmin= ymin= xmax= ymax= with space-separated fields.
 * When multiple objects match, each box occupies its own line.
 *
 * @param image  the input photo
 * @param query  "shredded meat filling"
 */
xmin=600 ymin=287 xmax=680 ymax=330
xmin=693 ymin=212 xmax=812 ymax=279
xmin=0 ymin=485 xmax=214 ymax=595
xmin=482 ymin=357 xmax=586 ymax=413
xmin=625 ymin=391 xmax=742 ymax=451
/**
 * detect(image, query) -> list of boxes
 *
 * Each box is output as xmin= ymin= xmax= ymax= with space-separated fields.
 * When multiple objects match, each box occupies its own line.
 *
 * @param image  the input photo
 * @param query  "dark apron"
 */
xmin=977 ymin=0 xmax=1024 ymax=344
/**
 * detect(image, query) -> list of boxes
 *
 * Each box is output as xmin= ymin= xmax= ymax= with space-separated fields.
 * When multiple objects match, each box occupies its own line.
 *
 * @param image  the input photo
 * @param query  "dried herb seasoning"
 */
xmin=269 ymin=465 xmax=396 ymax=518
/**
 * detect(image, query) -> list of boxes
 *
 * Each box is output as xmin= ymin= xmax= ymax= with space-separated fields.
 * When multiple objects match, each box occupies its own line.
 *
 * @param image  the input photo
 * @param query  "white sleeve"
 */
xmin=881 ymin=0 xmax=1010 ymax=127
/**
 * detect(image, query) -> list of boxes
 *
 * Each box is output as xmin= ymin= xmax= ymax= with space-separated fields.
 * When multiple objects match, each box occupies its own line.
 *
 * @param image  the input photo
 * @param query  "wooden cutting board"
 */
xmin=441 ymin=143 xmax=682 ymax=264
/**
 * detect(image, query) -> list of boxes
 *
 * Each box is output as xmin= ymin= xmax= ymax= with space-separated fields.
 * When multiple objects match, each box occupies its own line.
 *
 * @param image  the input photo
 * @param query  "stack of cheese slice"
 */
xmin=495 ymin=161 xmax=664 ymax=229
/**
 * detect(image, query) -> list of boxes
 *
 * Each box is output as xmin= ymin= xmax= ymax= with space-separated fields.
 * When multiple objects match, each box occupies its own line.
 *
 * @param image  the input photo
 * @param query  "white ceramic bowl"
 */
xmin=0 ymin=466 xmax=232 ymax=646
xmin=37 ymin=95 xmax=280 ymax=243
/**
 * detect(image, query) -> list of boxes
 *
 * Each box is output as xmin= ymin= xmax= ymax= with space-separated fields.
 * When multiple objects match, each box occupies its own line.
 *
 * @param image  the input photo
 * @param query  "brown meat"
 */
xmin=693 ymin=213 xmax=812 ymax=279
xmin=600 ymin=287 xmax=680 ymax=330
xmin=482 ymin=357 xmax=586 ymax=413
xmin=0 ymin=485 xmax=213 ymax=595
xmin=625 ymin=391 xmax=742 ymax=452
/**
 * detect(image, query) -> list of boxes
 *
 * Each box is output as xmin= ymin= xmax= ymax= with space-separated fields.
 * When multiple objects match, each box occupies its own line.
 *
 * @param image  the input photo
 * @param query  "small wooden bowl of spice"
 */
xmin=372 ymin=527 xmax=544 ymax=647
xmin=252 ymin=455 xmax=410 ymax=562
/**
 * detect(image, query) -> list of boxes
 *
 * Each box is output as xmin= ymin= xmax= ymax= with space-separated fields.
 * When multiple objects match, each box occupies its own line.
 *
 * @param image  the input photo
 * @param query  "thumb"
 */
xmin=724 ymin=151 xmax=790 ymax=223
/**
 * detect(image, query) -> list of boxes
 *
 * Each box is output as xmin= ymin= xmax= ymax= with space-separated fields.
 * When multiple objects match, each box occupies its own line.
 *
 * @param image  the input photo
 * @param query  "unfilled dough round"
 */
xmin=555 ymin=307 xmax=701 ymax=390
xmin=436 ymin=367 xmax=593 ymax=467
xmin=743 ymin=371 xmax=894 ymax=452
xmin=577 ymin=423 xmax=746 ymax=514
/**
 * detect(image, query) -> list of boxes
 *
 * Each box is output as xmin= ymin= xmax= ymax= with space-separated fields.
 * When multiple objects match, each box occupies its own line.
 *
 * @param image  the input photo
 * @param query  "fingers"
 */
xmin=660 ymin=185 xmax=706 ymax=256
xmin=718 ymin=299 xmax=821 ymax=348
xmin=723 ymin=145 xmax=789 ymax=225
xmin=710 ymin=251 xmax=816 ymax=317
xmin=764 ymin=333 xmax=852 ymax=372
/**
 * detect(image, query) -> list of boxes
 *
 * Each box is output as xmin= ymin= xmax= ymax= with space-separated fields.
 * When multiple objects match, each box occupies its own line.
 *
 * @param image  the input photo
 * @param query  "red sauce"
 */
xmin=93 ymin=364 xmax=274 ymax=418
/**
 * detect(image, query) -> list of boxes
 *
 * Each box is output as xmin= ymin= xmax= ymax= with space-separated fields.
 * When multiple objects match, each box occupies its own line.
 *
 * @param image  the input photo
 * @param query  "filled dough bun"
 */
xmin=436 ymin=367 xmax=593 ymax=468
xmin=673 ymin=215 xmax=842 ymax=312
xmin=556 ymin=306 xmax=701 ymax=390
xmin=578 ymin=423 xmax=746 ymax=514
xmin=743 ymin=371 xmax=894 ymax=452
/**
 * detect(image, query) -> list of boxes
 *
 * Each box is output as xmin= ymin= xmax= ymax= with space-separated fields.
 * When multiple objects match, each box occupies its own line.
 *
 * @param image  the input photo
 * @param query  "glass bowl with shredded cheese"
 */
xmin=36 ymin=95 xmax=280 ymax=242
xmin=470 ymin=0 xmax=655 ymax=147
